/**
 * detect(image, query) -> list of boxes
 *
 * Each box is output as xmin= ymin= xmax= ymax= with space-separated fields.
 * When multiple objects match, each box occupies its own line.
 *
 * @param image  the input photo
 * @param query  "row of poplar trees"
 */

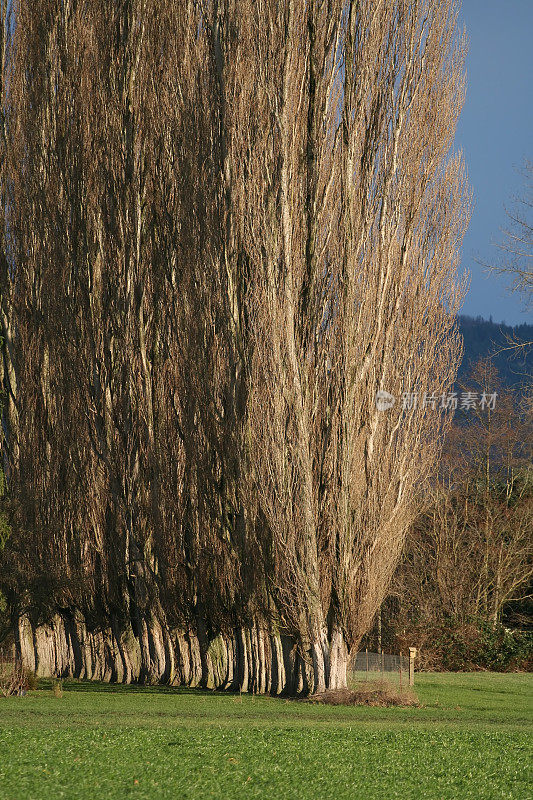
xmin=0 ymin=0 xmax=469 ymax=693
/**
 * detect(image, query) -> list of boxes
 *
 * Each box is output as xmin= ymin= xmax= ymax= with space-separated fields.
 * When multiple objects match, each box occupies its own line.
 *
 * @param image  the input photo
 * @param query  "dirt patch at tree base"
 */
xmin=309 ymin=682 xmax=419 ymax=707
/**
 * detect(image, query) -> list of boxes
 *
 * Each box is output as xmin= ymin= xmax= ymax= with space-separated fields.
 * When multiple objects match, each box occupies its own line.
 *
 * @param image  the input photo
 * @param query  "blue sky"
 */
xmin=455 ymin=0 xmax=532 ymax=325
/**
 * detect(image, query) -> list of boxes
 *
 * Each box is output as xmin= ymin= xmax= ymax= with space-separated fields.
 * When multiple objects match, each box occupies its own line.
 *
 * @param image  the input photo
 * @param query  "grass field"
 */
xmin=0 ymin=672 xmax=531 ymax=800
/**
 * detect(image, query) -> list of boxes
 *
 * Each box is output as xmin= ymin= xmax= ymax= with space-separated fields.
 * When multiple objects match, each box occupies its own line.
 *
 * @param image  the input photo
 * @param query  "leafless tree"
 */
xmin=393 ymin=360 xmax=532 ymax=651
xmin=487 ymin=161 xmax=533 ymax=308
xmin=482 ymin=161 xmax=533 ymax=355
xmin=0 ymin=0 xmax=469 ymax=693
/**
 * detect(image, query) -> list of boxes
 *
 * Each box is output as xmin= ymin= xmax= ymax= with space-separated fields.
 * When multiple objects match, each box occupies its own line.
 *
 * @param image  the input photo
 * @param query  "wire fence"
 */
xmin=347 ymin=649 xmax=413 ymax=688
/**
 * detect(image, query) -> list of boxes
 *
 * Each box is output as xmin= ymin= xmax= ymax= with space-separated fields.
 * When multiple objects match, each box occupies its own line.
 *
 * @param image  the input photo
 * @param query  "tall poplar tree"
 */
xmin=0 ymin=0 xmax=469 ymax=693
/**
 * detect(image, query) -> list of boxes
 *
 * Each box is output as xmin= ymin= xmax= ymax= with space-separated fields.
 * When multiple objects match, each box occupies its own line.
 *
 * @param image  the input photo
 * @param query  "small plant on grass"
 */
xmin=24 ymin=669 xmax=39 ymax=690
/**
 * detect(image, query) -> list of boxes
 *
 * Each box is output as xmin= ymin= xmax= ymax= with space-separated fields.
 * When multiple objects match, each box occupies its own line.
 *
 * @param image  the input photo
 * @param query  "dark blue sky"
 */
xmin=455 ymin=0 xmax=532 ymax=326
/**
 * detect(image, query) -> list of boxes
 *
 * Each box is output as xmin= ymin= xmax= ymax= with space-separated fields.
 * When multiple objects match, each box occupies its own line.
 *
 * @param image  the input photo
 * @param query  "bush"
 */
xmin=24 ymin=669 xmax=39 ymax=690
xmin=309 ymin=682 xmax=419 ymax=707
xmin=417 ymin=617 xmax=533 ymax=671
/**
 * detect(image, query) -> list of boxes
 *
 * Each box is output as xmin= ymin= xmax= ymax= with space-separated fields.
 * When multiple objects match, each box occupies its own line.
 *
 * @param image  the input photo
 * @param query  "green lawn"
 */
xmin=0 ymin=673 xmax=531 ymax=800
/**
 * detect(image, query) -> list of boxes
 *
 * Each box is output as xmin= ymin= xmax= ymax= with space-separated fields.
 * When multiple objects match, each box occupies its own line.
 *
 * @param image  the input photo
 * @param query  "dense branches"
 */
xmin=0 ymin=0 xmax=469 ymax=692
xmin=384 ymin=362 xmax=532 ymax=668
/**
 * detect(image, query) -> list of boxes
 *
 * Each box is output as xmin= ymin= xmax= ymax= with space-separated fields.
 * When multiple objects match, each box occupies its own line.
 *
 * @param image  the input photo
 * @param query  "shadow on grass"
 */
xmin=35 ymin=678 xmax=235 ymax=697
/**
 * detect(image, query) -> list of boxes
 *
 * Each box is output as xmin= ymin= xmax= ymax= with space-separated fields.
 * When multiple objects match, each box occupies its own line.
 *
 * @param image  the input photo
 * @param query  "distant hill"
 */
xmin=457 ymin=315 xmax=532 ymax=387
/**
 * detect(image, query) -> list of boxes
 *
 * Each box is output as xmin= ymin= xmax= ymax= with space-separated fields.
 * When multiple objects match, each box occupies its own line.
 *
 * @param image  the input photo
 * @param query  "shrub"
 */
xmin=309 ymin=682 xmax=419 ymax=707
xmin=24 ymin=669 xmax=39 ymax=690
xmin=418 ymin=617 xmax=533 ymax=671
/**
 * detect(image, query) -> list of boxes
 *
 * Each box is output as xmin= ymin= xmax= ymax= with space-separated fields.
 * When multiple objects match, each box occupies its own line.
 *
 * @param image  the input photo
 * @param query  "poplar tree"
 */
xmin=0 ymin=0 xmax=469 ymax=693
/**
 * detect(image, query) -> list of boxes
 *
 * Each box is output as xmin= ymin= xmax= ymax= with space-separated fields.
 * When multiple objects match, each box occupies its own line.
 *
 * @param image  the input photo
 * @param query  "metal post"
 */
xmin=409 ymin=647 xmax=417 ymax=687
xmin=366 ymin=647 xmax=368 ymax=681
xmin=399 ymin=651 xmax=403 ymax=689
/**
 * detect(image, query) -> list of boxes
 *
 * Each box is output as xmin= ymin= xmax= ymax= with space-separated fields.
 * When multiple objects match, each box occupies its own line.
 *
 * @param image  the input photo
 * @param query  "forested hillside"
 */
xmin=458 ymin=315 xmax=532 ymax=387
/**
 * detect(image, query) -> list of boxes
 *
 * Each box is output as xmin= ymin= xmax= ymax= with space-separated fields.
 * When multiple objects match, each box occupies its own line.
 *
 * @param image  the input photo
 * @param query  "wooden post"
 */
xmin=381 ymin=648 xmax=384 ymax=682
xmin=365 ymin=647 xmax=368 ymax=681
xmin=409 ymin=647 xmax=417 ymax=687
xmin=399 ymin=651 xmax=403 ymax=689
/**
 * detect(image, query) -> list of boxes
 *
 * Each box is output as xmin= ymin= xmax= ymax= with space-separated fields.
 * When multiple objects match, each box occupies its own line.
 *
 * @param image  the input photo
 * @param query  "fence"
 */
xmin=347 ymin=648 xmax=416 ymax=688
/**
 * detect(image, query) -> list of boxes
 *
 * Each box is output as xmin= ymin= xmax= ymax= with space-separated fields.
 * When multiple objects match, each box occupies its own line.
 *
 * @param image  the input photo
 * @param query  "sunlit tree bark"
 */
xmin=0 ymin=0 xmax=469 ymax=693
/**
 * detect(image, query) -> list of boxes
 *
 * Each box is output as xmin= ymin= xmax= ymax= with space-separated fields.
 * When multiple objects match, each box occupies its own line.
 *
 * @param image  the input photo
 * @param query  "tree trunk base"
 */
xmin=16 ymin=613 xmax=348 ymax=695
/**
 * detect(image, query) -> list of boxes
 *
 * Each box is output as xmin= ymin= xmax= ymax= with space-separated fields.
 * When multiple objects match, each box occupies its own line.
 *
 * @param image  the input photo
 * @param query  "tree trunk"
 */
xmin=16 ymin=613 xmax=348 ymax=694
